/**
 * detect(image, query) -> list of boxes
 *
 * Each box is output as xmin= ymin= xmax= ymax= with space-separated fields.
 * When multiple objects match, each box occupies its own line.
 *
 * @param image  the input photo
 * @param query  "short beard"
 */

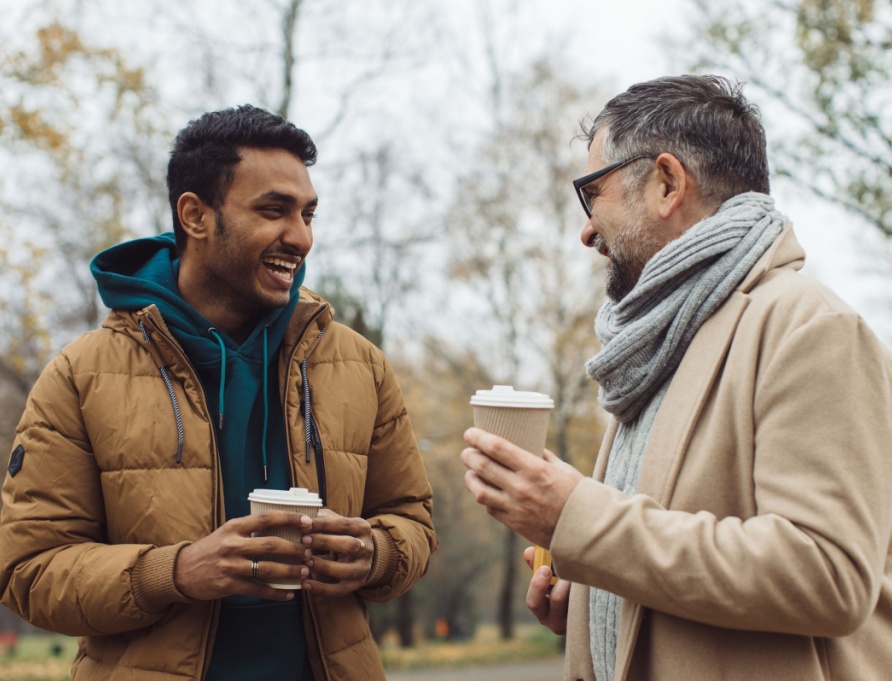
xmin=605 ymin=256 xmax=645 ymax=302
xmin=604 ymin=197 xmax=664 ymax=302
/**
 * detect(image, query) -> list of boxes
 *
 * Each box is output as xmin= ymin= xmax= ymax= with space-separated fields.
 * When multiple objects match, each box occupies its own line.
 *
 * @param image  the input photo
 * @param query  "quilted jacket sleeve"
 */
xmin=0 ymin=350 xmax=190 ymax=636
xmin=357 ymin=354 xmax=437 ymax=602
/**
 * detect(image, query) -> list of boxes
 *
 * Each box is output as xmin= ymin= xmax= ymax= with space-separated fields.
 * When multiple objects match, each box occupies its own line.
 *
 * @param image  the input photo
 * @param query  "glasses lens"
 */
xmin=578 ymin=187 xmax=593 ymax=217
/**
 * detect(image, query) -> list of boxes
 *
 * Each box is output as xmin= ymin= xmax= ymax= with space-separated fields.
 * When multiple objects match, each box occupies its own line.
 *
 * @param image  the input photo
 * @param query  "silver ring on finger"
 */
xmin=251 ymin=558 xmax=259 ymax=579
xmin=350 ymin=537 xmax=365 ymax=558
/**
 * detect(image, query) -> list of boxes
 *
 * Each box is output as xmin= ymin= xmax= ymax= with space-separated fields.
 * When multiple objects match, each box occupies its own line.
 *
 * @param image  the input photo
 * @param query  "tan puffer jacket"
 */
xmin=0 ymin=288 xmax=437 ymax=680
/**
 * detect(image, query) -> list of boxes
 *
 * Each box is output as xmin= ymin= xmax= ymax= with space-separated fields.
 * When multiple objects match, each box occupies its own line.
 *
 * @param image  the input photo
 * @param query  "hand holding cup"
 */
xmin=248 ymin=487 xmax=323 ymax=589
xmin=469 ymin=385 xmax=558 ymax=583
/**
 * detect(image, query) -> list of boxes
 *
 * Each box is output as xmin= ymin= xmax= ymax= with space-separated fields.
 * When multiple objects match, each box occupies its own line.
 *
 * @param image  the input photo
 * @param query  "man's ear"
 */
xmin=176 ymin=192 xmax=212 ymax=241
xmin=653 ymin=152 xmax=687 ymax=220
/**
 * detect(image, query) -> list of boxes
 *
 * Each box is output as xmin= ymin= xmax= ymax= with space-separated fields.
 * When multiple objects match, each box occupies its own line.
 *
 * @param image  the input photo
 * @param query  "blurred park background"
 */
xmin=1 ymin=0 xmax=890 ymax=676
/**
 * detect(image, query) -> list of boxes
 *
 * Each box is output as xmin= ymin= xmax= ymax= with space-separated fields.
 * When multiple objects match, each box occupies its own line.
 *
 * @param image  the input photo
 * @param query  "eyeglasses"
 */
xmin=572 ymin=154 xmax=655 ymax=218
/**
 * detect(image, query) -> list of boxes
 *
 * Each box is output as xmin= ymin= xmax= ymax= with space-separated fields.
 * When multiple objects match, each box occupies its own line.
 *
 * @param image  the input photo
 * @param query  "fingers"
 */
xmin=175 ymin=535 xmax=309 ymax=601
xmin=300 ymin=512 xmax=372 ymax=557
xmin=525 ymin=567 xmax=570 ymax=636
xmin=301 ymin=552 xmax=370 ymax=597
xmin=547 ymin=578 xmax=571 ymax=635
xmin=462 ymin=427 xmax=533 ymax=470
xmin=299 ymin=511 xmax=374 ymax=596
xmin=248 ymin=557 xmax=310 ymax=599
xmin=232 ymin=510 xmax=304 ymax=534
xmin=463 ymin=467 xmax=509 ymax=510
xmin=461 ymin=446 xmax=511 ymax=490
xmin=248 ymin=534 xmax=310 ymax=560
xmin=526 ymin=566 xmax=554 ymax=621
xmin=174 ymin=511 xmax=318 ymax=602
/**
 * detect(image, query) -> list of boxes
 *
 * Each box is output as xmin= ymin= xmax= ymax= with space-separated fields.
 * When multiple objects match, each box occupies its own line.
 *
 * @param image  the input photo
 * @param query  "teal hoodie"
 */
xmin=91 ymin=233 xmax=312 ymax=680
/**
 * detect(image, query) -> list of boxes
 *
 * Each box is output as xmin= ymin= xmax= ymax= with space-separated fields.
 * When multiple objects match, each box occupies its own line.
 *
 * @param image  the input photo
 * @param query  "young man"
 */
xmin=0 ymin=105 xmax=436 ymax=681
xmin=461 ymin=75 xmax=892 ymax=680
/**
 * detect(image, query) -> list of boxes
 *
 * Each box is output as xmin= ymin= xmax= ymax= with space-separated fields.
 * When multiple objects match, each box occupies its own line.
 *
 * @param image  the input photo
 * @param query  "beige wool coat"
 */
xmin=551 ymin=227 xmax=892 ymax=681
xmin=0 ymin=288 xmax=437 ymax=681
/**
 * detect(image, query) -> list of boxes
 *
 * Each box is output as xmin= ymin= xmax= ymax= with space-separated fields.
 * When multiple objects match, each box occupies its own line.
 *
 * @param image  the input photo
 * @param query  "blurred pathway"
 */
xmin=387 ymin=658 xmax=564 ymax=681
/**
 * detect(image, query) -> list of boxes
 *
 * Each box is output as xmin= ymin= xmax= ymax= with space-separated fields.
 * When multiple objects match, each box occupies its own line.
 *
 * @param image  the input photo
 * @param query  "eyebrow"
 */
xmin=255 ymin=190 xmax=318 ymax=207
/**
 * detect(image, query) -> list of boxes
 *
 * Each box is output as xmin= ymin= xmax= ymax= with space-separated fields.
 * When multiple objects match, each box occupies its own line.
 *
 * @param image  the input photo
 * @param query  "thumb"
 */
xmin=522 ymin=545 xmax=536 ymax=569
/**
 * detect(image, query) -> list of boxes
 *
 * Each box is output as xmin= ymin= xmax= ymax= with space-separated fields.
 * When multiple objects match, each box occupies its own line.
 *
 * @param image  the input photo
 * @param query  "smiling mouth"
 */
xmin=263 ymin=256 xmax=301 ymax=282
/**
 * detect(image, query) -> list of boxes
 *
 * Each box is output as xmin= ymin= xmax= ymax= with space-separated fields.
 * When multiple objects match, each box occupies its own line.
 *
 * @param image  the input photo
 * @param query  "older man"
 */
xmin=461 ymin=75 xmax=892 ymax=680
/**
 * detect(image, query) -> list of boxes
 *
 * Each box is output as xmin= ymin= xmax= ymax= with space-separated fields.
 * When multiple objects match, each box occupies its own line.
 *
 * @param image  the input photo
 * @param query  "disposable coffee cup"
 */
xmin=470 ymin=386 xmax=558 ymax=584
xmin=247 ymin=487 xmax=323 ymax=589
xmin=470 ymin=385 xmax=554 ymax=456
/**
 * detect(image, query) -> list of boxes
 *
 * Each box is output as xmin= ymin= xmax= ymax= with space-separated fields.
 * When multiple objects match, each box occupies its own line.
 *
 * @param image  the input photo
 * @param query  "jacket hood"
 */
xmin=90 ymin=232 xmax=305 ymax=366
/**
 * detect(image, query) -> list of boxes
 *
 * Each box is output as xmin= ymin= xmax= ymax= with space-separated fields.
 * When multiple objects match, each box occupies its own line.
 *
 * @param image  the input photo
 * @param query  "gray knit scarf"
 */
xmin=586 ymin=192 xmax=788 ymax=423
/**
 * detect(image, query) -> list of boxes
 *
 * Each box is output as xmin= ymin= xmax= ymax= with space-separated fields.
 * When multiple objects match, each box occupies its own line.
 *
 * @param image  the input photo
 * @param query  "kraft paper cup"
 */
xmin=470 ymin=386 xmax=557 ymax=583
xmin=248 ymin=487 xmax=323 ymax=589
xmin=470 ymin=385 xmax=554 ymax=455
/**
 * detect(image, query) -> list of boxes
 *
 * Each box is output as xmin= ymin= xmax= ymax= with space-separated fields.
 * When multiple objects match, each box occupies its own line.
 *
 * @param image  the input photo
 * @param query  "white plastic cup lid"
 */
xmin=470 ymin=385 xmax=554 ymax=409
xmin=248 ymin=487 xmax=323 ymax=506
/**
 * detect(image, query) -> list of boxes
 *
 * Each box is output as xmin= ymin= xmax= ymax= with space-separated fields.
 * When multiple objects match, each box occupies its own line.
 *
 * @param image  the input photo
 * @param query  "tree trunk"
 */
xmin=277 ymin=0 xmax=302 ymax=118
xmin=497 ymin=527 xmax=518 ymax=640
xmin=396 ymin=590 xmax=414 ymax=648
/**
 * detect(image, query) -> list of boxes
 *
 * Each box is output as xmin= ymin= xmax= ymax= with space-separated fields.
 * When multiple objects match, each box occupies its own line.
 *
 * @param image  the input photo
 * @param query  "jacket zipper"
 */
xmin=281 ymin=303 xmax=333 ymax=681
xmin=282 ymin=304 xmax=329 ymax=488
xmin=301 ymin=350 xmax=327 ymax=506
xmin=142 ymin=312 xmax=223 ymax=681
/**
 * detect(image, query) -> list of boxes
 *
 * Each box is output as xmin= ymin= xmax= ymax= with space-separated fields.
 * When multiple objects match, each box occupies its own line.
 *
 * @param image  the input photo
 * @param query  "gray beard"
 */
xmin=606 ymin=256 xmax=646 ymax=302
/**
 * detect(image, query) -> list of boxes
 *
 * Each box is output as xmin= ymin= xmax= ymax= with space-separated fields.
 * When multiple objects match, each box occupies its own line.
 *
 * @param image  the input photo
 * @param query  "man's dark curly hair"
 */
xmin=166 ymin=104 xmax=317 ymax=250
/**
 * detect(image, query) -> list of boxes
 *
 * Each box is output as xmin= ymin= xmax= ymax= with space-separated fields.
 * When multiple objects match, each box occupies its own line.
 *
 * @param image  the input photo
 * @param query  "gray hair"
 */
xmin=583 ymin=75 xmax=770 ymax=207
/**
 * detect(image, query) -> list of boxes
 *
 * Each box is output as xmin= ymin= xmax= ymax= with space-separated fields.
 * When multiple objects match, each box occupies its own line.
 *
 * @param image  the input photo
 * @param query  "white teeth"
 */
xmin=264 ymin=257 xmax=298 ymax=269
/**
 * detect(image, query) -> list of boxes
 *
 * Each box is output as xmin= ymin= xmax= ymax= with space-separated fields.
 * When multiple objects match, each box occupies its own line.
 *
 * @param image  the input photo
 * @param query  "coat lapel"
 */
xmin=592 ymin=420 xmax=619 ymax=481
xmin=612 ymin=290 xmax=751 ymax=680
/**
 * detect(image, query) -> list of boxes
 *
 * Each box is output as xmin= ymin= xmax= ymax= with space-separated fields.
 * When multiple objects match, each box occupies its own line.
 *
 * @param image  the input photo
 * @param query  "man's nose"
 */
xmin=283 ymin=217 xmax=313 ymax=253
xmin=580 ymin=218 xmax=596 ymax=247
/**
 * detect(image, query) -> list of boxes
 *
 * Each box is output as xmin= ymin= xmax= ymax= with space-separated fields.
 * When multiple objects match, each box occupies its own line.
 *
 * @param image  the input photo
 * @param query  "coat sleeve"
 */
xmin=357 ymin=354 xmax=437 ymax=602
xmin=550 ymin=311 xmax=892 ymax=637
xmin=0 ymin=351 xmax=189 ymax=636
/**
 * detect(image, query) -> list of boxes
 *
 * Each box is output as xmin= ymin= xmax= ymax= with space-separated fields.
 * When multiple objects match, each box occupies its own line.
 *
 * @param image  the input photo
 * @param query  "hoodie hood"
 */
xmin=91 ymin=232 xmax=305 ymax=367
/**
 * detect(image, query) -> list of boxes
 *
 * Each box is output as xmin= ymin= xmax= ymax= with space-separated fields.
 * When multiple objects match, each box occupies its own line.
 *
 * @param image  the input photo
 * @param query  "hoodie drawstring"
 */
xmin=208 ymin=329 xmax=226 ymax=430
xmin=210 ymin=326 xmax=271 ymax=482
xmin=139 ymin=320 xmax=185 ymax=464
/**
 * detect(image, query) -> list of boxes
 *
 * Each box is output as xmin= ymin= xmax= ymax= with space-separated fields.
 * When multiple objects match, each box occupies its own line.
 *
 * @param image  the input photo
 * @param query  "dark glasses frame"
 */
xmin=572 ymin=154 xmax=656 ymax=217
